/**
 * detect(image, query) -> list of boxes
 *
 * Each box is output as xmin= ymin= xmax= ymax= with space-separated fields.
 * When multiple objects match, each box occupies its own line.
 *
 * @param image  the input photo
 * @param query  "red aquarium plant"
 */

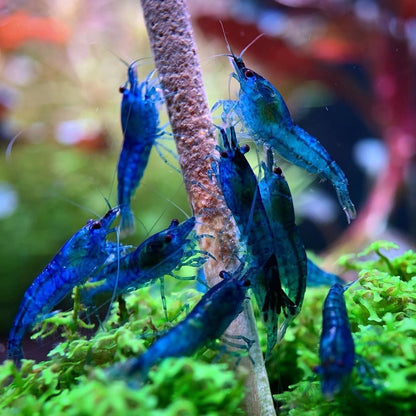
xmin=0 ymin=11 xmax=70 ymax=51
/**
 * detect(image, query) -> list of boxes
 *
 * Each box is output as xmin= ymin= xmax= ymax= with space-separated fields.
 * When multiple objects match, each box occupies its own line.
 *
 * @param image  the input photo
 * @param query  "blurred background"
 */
xmin=1 ymin=0 xmax=415 ymax=351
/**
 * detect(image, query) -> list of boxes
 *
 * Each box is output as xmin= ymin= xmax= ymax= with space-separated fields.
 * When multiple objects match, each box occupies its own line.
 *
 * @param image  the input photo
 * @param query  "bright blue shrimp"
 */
xmin=117 ymin=63 xmax=163 ymax=236
xmin=217 ymin=126 xmax=294 ymax=356
xmin=315 ymin=283 xmax=355 ymax=399
xmin=306 ymin=259 xmax=344 ymax=287
xmin=80 ymin=217 xmax=206 ymax=310
xmin=258 ymin=150 xmax=307 ymax=342
xmin=217 ymin=39 xmax=356 ymax=223
xmin=107 ymin=269 xmax=250 ymax=381
xmin=7 ymin=207 xmax=119 ymax=366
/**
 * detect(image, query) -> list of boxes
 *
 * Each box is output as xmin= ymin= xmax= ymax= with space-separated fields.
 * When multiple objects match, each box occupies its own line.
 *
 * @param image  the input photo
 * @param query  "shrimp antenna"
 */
xmin=219 ymin=20 xmax=264 ymax=59
xmin=141 ymin=181 xmax=191 ymax=220
xmin=5 ymin=130 xmax=23 ymax=161
xmin=343 ymin=278 xmax=360 ymax=291
xmin=110 ymin=53 xmax=152 ymax=69
xmin=239 ymin=33 xmax=264 ymax=59
xmin=117 ymin=55 xmax=130 ymax=67
xmin=219 ymin=20 xmax=235 ymax=57
xmin=98 ymin=189 xmax=115 ymax=213
xmin=53 ymin=195 xmax=101 ymax=218
xmin=200 ymin=53 xmax=230 ymax=63
xmin=139 ymin=182 xmax=190 ymax=240
xmin=218 ymin=21 xmax=239 ymax=97
xmin=104 ymin=46 xmax=152 ymax=68
xmin=103 ymin=196 xmax=113 ymax=211
xmin=127 ymin=57 xmax=153 ymax=70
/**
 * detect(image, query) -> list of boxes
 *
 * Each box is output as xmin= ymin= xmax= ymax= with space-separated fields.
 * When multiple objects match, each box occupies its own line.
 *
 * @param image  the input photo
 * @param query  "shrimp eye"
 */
xmin=273 ymin=167 xmax=283 ymax=175
xmin=240 ymin=144 xmax=250 ymax=154
xmin=219 ymin=270 xmax=227 ymax=279
xmin=242 ymin=279 xmax=250 ymax=287
xmin=91 ymin=222 xmax=102 ymax=230
xmin=119 ymin=86 xmax=126 ymax=93
xmin=220 ymin=151 xmax=229 ymax=158
xmin=244 ymin=69 xmax=254 ymax=78
xmin=165 ymin=234 xmax=173 ymax=243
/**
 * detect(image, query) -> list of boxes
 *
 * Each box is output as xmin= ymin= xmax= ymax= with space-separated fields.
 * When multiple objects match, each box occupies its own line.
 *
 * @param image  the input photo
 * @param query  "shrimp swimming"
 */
xmin=216 ymin=32 xmax=356 ymax=223
xmin=106 ymin=269 xmax=250 ymax=382
xmin=315 ymin=283 xmax=355 ymax=399
xmin=117 ymin=63 xmax=163 ymax=236
xmin=7 ymin=207 xmax=119 ymax=366
xmin=81 ymin=217 xmax=207 ymax=312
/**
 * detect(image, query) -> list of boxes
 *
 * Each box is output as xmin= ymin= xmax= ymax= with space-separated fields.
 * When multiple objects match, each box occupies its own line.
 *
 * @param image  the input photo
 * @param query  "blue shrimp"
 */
xmin=217 ymin=126 xmax=294 ymax=356
xmin=217 ymin=126 xmax=272 ymax=264
xmin=117 ymin=63 xmax=163 ymax=236
xmin=7 ymin=207 xmax=119 ymax=365
xmin=218 ymin=41 xmax=356 ymax=223
xmin=107 ymin=269 xmax=250 ymax=381
xmin=306 ymin=260 xmax=344 ymax=287
xmin=315 ymin=283 xmax=355 ymax=399
xmin=258 ymin=150 xmax=307 ymax=341
xmin=81 ymin=217 xmax=206 ymax=310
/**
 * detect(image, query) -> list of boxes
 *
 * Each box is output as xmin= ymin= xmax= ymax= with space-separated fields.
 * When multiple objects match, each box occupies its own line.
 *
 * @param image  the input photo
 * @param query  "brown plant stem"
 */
xmin=139 ymin=0 xmax=275 ymax=415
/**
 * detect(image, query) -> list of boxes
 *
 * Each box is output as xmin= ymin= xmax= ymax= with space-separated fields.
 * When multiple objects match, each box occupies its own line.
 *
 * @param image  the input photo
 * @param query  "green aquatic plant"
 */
xmin=1 ymin=359 xmax=245 ymax=416
xmin=1 ymin=242 xmax=415 ymax=415
xmin=274 ymin=242 xmax=416 ymax=415
xmin=0 ymin=285 xmax=246 ymax=415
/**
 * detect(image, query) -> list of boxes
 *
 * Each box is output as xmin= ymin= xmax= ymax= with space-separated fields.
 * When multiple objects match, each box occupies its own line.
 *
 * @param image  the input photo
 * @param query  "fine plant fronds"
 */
xmin=1 ymin=244 xmax=415 ymax=414
xmin=274 ymin=244 xmax=416 ymax=415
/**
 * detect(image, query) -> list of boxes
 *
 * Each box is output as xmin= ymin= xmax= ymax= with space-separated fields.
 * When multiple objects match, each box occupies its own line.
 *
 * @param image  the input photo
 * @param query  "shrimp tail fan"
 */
xmin=119 ymin=206 xmax=135 ymax=237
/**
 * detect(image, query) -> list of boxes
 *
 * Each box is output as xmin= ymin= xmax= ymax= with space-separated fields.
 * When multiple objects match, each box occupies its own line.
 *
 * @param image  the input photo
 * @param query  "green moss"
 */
xmin=34 ymin=358 xmax=244 ymax=416
xmin=2 ymin=241 xmax=416 ymax=414
xmin=0 ymin=285 xmax=245 ymax=415
xmin=274 ymin=242 xmax=416 ymax=415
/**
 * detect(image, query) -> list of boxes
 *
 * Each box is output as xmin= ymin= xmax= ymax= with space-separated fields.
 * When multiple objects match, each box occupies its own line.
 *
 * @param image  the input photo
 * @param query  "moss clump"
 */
xmin=0 ymin=285 xmax=246 ymax=415
xmin=274 ymin=241 xmax=416 ymax=415
xmin=1 ymin=241 xmax=416 ymax=414
xmin=1 ymin=358 xmax=245 ymax=416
